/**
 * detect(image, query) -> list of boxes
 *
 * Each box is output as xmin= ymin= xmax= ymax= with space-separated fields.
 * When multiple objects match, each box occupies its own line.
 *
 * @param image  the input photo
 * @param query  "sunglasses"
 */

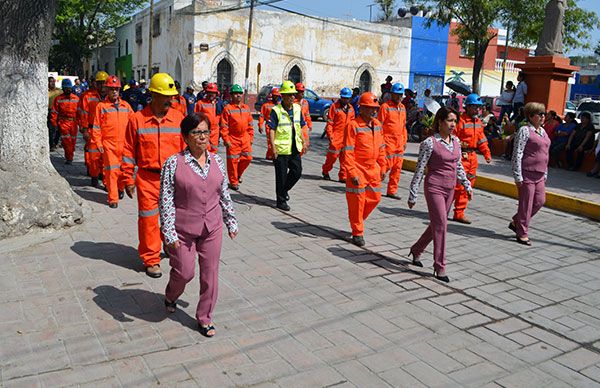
xmin=189 ymin=129 xmax=210 ymax=137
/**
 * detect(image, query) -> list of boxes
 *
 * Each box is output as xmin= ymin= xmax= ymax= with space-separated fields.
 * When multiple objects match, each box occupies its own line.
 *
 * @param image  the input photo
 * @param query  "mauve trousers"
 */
xmin=165 ymin=224 xmax=222 ymax=325
xmin=513 ymin=179 xmax=545 ymax=238
xmin=411 ymin=184 xmax=454 ymax=274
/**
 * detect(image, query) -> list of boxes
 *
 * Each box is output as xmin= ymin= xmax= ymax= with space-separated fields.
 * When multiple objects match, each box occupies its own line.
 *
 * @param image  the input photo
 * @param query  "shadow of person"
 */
xmin=92 ymin=285 xmax=196 ymax=329
xmin=72 ymin=187 xmax=108 ymax=205
xmin=318 ymin=184 xmax=346 ymax=194
xmin=251 ymin=158 xmax=274 ymax=166
xmin=378 ymin=206 xmax=430 ymax=221
xmin=271 ymin=220 xmax=348 ymax=240
xmin=230 ymin=192 xmax=276 ymax=209
xmin=72 ymin=241 xmax=142 ymax=272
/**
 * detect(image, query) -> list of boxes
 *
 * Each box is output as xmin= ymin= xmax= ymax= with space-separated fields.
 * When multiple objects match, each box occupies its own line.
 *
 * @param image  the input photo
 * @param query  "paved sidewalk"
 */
xmin=1 ymin=124 xmax=600 ymax=387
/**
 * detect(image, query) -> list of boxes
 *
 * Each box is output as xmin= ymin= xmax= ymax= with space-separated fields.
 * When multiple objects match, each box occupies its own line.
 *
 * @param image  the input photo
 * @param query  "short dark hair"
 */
xmin=433 ymin=106 xmax=459 ymax=133
xmin=579 ymin=111 xmax=592 ymax=121
xmin=565 ymin=112 xmax=576 ymax=121
xmin=180 ymin=113 xmax=210 ymax=137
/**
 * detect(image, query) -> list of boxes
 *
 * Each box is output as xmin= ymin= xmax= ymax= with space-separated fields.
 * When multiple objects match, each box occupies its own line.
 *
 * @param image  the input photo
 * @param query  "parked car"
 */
xmin=254 ymin=84 xmax=333 ymax=121
xmin=565 ymin=100 xmax=577 ymax=116
xmin=575 ymin=99 xmax=600 ymax=130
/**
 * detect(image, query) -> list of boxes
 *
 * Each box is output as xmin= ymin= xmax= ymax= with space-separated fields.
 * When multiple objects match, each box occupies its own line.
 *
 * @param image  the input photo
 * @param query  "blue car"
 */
xmin=254 ymin=84 xmax=334 ymax=121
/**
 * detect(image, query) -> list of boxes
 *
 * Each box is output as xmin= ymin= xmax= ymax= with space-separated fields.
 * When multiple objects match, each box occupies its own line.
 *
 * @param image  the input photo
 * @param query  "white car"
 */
xmin=575 ymin=99 xmax=600 ymax=130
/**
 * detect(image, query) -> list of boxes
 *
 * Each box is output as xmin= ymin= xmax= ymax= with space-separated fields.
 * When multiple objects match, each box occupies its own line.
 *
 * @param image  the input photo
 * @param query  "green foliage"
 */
xmin=376 ymin=0 xmax=397 ymax=21
xmin=50 ymin=0 xmax=145 ymax=75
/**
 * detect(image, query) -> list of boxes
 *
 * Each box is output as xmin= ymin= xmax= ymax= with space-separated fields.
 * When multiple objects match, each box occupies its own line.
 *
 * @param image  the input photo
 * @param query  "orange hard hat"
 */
xmin=295 ymin=82 xmax=305 ymax=92
xmin=105 ymin=75 xmax=121 ymax=88
xmin=206 ymin=83 xmax=218 ymax=93
xmin=358 ymin=92 xmax=379 ymax=108
xmin=271 ymin=87 xmax=281 ymax=96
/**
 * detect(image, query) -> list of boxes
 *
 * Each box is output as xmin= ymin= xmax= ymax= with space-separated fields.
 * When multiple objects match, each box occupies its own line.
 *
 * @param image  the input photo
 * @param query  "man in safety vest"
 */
xmin=78 ymin=71 xmax=108 ymax=187
xmin=452 ymin=93 xmax=492 ymax=224
xmin=50 ymin=79 xmax=79 ymax=164
xmin=220 ymin=84 xmax=254 ymax=191
xmin=48 ymin=76 xmax=63 ymax=150
xmin=259 ymin=87 xmax=281 ymax=160
xmin=322 ymin=87 xmax=355 ymax=182
xmin=294 ymin=83 xmax=312 ymax=153
xmin=343 ymin=92 xmax=387 ymax=247
xmin=122 ymin=73 xmax=186 ymax=278
xmin=91 ymin=75 xmax=134 ymax=208
xmin=194 ymin=82 xmax=220 ymax=153
xmin=378 ymin=82 xmax=407 ymax=199
xmin=268 ymin=81 xmax=305 ymax=211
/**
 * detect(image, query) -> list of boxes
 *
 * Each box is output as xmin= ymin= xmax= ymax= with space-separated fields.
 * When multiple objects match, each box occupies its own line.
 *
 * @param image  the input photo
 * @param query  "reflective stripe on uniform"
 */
xmin=365 ymin=186 xmax=382 ymax=192
xmin=227 ymin=154 xmax=240 ymax=159
xmin=122 ymin=156 xmax=136 ymax=164
xmin=346 ymin=187 xmax=365 ymax=194
xmin=240 ymin=152 xmax=252 ymax=156
xmin=463 ymin=123 xmax=483 ymax=130
xmin=477 ymin=138 xmax=488 ymax=145
xmin=467 ymin=173 xmax=477 ymax=179
xmin=342 ymin=146 xmax=354 ymax=151
xmin=139 ymin=208 xmax=159 ymax=217
xmin=386 ymin=153 xmax=404 ymax=158
xmin=86 ymin=149 xmax=102 ymax=153
xmin=104 ymin=164 xmax=120 ymax=170
xmin=137 ymin=126 xmax=180 ymax=135
xmin=327 ymin=148 xmax=341 ymax=154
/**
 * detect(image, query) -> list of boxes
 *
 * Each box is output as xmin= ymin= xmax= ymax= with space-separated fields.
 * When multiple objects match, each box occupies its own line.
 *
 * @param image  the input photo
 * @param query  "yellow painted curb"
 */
xmin=402 ymin=159 xmax=600 ymax=221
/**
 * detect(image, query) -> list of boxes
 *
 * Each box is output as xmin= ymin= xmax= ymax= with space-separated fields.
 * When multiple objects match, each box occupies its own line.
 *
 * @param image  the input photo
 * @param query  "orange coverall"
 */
xmin=171 ymin=95 xmax=187 ymax=116
xmin=259 ymin=100 xmax=276 ymax=160
xmin=377 ymin=100 xmax=407 ymax=196
xmin=194 ymin=99 xmax=220 ymax=153
xmin=121 ymin=106 xmax=186 ymax=267
xmin=51 ymin=93 xmax=79 ymax=162
xmin=322 ymin=101 xmax=355 ymax=181
xmin=91 ymin=98 xmax=134 ymax=204
xmin=343 ymin=116 xmax=387 ymax=237
xmin=295 ymin=98 xmax=312 ymax=152
xmin=78 ymin=89 xmax=103 ymax=177
xmin=220 ymin=103 xmax=254 ymax=186
xmin=453 ymin=113 xmax=491 ymax=219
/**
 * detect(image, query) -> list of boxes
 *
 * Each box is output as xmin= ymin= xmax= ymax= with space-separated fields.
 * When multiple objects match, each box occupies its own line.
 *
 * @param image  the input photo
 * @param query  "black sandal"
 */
xmin=516 ymin=237 xmax=532 ymax=246
xmin=198 ymin=323 xmax=216 ymax=337
xmin=508 ymin=222 xmax=516 ymax=233
xmin=164 ymin=299 xmax=177 ymax=313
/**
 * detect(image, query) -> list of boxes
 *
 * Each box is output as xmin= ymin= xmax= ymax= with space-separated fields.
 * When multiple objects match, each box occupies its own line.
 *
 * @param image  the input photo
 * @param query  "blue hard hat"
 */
xmin=340 ymin=87 xmax=352 ymax=98
xmin=465 ymin=93 xmax=483 ymax=106
xmin=61 ymin=78 xmax=73 ymax=89
xmin=391 ymin=82 xmax=405 ymax=94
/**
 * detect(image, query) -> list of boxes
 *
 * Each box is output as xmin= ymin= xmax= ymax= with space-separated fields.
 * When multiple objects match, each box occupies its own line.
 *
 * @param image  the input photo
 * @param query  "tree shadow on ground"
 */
xmin=72 ymin=241 xmax=142 ymax=273
xmin=92 ymin=285 xmax=196 ymax=329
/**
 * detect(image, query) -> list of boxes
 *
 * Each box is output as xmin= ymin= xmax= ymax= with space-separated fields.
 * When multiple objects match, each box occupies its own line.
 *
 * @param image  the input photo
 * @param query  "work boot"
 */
xmin=452 ymin=216 xmax=472 ymax=224
xmin=108 ymin=203 xmax=118 ymax=209
xmin=352 ymin=235 xmax=365 ymax=247
xmin=386 ymin=193 xmax=402 ymax=200
xmin=228 ymin=183 xmax=239 ymax=191
xmin=91 ymin=177 xmax=99 ymax=187
xmin=322 ymin=173 xmax=331 ymax=180
xmin=145 ymin=264 xmax=162 ymax=278
xmin=339 ymin=178 xmax=345 ymax=184
xmin=276 ymin=202 xmax=290 ymax=211
xmin=118 ymin=191 xmax=125 ymax=200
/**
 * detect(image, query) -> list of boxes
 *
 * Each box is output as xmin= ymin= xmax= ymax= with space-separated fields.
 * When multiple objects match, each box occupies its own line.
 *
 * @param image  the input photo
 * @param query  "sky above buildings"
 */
xmin=258 ymin=0 xmax=600 ymax=56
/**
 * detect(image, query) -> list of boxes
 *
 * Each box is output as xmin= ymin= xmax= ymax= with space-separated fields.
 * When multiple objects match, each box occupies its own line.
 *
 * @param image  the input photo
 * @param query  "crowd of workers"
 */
xmin=47 ymin=69 xmax=593 ymax=336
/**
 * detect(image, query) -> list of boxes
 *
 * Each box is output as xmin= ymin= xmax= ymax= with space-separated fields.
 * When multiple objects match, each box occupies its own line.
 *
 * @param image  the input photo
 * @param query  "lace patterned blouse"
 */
xmin=511 ymin=124 xmax=548 ymax=183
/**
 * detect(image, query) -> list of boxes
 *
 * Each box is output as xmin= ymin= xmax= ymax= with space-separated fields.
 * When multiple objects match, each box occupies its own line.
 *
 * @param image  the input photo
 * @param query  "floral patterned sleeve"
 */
xmin=511 ymin=126 xmax=530 ymax=183
xmin=159 ymin=155 xmax=179 ymax=245
xmin=214 ymin=154 xmax=238 ymax=233
xmin=408 ymin=137 xmax=434 ymax=204
xmin=454 ymin=139 xmax=472 ymax=192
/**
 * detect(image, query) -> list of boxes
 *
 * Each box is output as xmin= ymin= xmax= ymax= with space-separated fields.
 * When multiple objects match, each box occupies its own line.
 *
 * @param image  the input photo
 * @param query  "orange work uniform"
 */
xmin=50 ymin=93 xmax=80 ymax=162
xmin=322 ymin=101 xmax=355 ymax=181
xmin=171 ymin=95 xmax=187 ymax=116
xmin=378 ymin=100 xmax=407 ymax=196
xmin=453 ymin=113 xmax=491 ymax=219
xmin=91 ymin=98 xmax=134 ymax=205
xmin=343 ymin=116 xmax=387 ymax=237
xmin=78 ymin=89 xmax=104 ymax=177
xmin=220 ymin=103 xmax=254 ymax=186
xmin=295 ymin=98 xmax=312 ymax=152
xmin=194 ymin=99 xmax=220 ymax=153
xmin=121 ymin=106 xmax=186 ymax=267
xmin=259 ymin=100 xmax=276 ymax=160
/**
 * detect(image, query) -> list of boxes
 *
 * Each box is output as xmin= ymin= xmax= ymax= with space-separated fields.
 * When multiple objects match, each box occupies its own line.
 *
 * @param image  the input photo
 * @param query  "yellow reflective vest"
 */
xmin=272 ymin=103 xmax=304 ymax=155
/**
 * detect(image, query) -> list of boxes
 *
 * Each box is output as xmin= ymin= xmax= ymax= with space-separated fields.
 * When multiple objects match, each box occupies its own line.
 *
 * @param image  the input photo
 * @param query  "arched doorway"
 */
xmin=288 ymin=65 xmax=302 ymax=84
xmin=174 ymin=57 xmax=182 ymax=85
xmin=217 ymin=58 xmax=233 ymax=92
xmin=359 ymin=70 xmax=372 ymax=92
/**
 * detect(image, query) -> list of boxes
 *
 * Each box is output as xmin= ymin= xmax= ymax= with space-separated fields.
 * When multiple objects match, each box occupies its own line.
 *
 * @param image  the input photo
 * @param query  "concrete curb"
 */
xmin=402 ymin=158 xmax=600 ymax=221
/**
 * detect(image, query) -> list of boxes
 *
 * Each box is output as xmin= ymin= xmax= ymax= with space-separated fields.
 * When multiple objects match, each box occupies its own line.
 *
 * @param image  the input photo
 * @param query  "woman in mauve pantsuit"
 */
xmin=159 ymin=113 xmax=238 ymax=337
xmin=510 ymin=102 xmax=550 ymax=246
xmin=407 ymin=107 xmax=472 ymax=283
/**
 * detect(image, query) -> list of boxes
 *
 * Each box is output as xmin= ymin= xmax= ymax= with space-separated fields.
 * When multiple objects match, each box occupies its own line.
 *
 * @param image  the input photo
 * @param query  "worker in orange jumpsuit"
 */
xmin=322 ymin=87 xmax=355 ymax=182
xmin=259 ymin=87 xmax=281 ymax=160
xmin=378 ymin=82 xmax=407 ymax=199
xmin=91 ymin=75 xmax=133 ymax=208
xmin=50 ymin=79 xmax=80 ymax=164
xmin=78 ymin=71 xmax=108 ymax=186
xmin=294 ymin=83 xmax=313 ymax=153
xmin=122 ymin=73 xmax=186 ymax=278
xmin=171 ymin=80 xmax=187 ymax=116
xmin=194 ymin=82 xmax=220 ymax=153
xmin=452 ymin=93 xmax=492 ymax=224
xmin=343 ymin=92 xmax=387 ymax=247
xmin=220 ymin=84 xmax=254 ymax=191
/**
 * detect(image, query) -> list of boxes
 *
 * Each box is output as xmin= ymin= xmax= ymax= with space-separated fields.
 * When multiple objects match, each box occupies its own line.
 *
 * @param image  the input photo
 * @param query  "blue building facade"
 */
xmin=570 ymin=71 xmax=600 ymax=101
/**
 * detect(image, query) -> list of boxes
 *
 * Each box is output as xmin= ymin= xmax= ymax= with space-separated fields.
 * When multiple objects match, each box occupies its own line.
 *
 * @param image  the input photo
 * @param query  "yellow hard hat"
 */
xmin=148 ymin=73 xmax=178 ymax=96
xmin=279 ymin=80 xmax=297 ymax=94
xmin=95 ymin=71 xmax=109 ymax=82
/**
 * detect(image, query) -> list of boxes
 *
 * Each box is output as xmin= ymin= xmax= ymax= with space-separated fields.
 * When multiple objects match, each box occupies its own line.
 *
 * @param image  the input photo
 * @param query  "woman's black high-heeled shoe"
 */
xmin=433 ymin=270 xmax=450 ymax=283
xmin=408 ymin=250 xmax=423 ymax=267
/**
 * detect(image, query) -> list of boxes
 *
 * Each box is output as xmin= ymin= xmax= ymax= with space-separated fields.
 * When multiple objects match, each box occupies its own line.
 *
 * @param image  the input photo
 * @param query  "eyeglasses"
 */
xmin=536 ymin=112 xmax=546 ymax=117
xmin=189 ymin=129 xmax=210 ymax=137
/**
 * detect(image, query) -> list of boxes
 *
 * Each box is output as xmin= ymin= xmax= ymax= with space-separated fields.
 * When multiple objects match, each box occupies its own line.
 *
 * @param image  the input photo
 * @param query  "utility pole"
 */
xmin=243 ymin=0 xmax=255 ymax=103
xmin=367 ymin=3 xmax=376 ymax=22
xmin=499 ymin=23 xmax=510 ymax=95
xmin=148 ymin=0 xmax=154 ymax=78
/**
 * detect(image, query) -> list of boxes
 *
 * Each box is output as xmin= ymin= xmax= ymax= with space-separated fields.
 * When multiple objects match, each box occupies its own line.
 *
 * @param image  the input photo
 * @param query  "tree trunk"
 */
xmin=0 ymin=1 xmax=83 ymax=238
xmin=471 ymin=39 xmax=492 ymax=95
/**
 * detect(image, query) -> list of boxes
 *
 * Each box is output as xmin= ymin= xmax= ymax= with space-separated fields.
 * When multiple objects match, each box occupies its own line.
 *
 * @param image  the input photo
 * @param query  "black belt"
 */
xmin=141 ymin=168 xmax=162 ymax=174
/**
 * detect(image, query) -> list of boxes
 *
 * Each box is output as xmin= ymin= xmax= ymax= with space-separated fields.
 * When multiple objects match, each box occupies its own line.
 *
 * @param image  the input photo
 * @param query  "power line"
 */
xmin=180 ymin=0 xmax=284 ymax=15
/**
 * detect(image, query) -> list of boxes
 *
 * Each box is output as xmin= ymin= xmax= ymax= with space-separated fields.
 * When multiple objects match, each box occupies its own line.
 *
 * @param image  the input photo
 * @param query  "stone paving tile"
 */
xmin=2 ymin=131 xmax=600 ymax=386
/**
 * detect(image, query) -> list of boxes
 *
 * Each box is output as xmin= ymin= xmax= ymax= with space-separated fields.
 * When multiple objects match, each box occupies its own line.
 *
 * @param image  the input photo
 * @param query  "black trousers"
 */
xmin=273 ymin=152 xmax=302 ymax=204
